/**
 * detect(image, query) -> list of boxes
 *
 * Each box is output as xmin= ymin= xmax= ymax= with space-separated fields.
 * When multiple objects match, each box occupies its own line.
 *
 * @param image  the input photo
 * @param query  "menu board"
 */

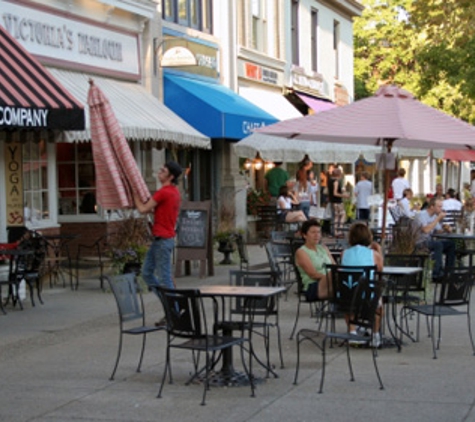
xmin=176 ymin=209 xmax=207 ymax=248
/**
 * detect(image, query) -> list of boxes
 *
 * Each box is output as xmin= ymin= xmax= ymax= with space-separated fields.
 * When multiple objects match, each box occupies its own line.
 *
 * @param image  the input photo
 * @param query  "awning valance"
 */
xmin=295 ymin=92 xmax=336 ymax=114
xmin=48 ymin=68 xmax=211 ymax=149
xmin=0 ymin=25 xmax=85 ymax=131
xmin=164 ymin=74 xmax=278 ymax=140
xmin=239 ymin=87 xmax=302 ymax=121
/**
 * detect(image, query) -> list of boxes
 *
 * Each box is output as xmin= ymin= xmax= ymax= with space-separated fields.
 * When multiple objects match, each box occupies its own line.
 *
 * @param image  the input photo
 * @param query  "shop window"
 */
xmin=162 ymin=0 xmax=212 ymax=33
xmin=23 ymin=140 xmax=49 ymax=225
xmin=56 ymin=143 xmax=96 ymax=216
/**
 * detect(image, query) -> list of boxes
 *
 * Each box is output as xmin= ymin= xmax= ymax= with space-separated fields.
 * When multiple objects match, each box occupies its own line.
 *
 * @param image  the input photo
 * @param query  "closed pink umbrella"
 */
xmin=88 ymin=79 xmax=150 ymax=209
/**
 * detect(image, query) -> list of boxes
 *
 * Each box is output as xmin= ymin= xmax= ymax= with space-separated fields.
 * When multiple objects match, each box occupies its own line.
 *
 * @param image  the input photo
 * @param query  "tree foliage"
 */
xmin=353 ymin=0 xmax=475 ymax=123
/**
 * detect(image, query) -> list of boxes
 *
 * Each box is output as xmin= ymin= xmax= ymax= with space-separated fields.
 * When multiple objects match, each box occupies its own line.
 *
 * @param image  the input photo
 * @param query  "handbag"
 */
xmin=309 ymin=205 xmax=325 ymax=219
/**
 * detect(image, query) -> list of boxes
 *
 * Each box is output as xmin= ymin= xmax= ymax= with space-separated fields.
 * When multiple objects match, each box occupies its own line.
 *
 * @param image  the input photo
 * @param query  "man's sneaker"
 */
xmin=356 ymin=326 xmax=371 ymax=337
xmin=348 ymin=330 xmax=368 ymax=346
xmin=370 ymin=332 xmax=382 ymax=348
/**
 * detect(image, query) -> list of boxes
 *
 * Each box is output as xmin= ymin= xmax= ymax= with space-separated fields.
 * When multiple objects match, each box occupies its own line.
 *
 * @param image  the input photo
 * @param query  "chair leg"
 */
xmin=431 ymin=315 xmax=438 ymax=359
xmin=157 ymin=347 xmax=171 ymax=398
xmin=239 ymin=340 xmax=255 ymax=398
xmin=276 ymin=324 xmax=284 ymax=369
xmin=36 ymin=278 xmax=44 ymax=305
xmin=467 ymin=310 xmax=475 ymax=355
xmin=136 ymin=333 xmax=147 ymax=373
xmin=110 ymin=332 xmax=123 ymax=380
xmin=27 ymin=280 xmax=35 ymax=307
xmin=289 ymin=301 xmax=301 ymax=340
xmin=318 ymin=336 xmax=328 ymax=394
xmin=293 ymin=333 xmax=302 ymax=385
xmin=346 ymin=340 xmax=355 ymax=382
xmin=371 ymin=346 xmax=385 ymax=390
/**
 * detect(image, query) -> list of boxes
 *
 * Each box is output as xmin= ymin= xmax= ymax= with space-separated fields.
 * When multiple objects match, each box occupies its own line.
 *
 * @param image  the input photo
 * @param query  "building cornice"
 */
xmin=98 ymin=0 xmax=157 ymax=19
xmin=318 ymin=0 xmax=364 ymax=20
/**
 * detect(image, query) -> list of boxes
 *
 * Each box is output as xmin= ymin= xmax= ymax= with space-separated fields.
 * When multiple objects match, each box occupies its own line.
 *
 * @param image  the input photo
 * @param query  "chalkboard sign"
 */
xmin=176 ymin=209 xmax=208 ymax=248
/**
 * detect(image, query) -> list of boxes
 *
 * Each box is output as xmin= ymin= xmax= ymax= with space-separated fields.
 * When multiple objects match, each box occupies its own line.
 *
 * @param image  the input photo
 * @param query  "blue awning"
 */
xmin=164 ymin=74 xmax=278 ymax=140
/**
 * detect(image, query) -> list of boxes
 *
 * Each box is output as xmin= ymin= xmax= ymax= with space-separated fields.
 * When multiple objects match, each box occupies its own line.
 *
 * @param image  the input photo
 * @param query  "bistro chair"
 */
xmin=265 ymin=241 xmax=296 ymax=297
xmin=403 ymin=267 xmax=475 ymax=359
xmin=294 ymin=268 xmax=384 ymax=393
xmin=156 ymin=286 xmax=254 ymax=405
xmin=105 ymin=273 xmax=164 ymax=380
xmin=18 ymin=232 xmax=48 ymax=307
xmin=289 ymin=253 xmax=329 ymax=340
xmin=235 ymin=233 xmax=269 ymax=271
xmin=75 ymin=233 xmax=116 ymax=290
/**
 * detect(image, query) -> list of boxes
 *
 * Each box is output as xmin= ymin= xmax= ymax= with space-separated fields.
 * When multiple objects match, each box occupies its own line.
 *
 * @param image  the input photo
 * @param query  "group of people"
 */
xmin=295 ymin=220 xmax=383 ymax=347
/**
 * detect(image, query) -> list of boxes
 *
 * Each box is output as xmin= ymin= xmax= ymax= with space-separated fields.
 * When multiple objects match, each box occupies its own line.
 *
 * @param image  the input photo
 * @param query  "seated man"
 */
xmin=399 ymin=188 xmax=420 ymax=219
xmin=415 ymin=197 xmax=455 ymax=279
xmin=442 ymin=188 xmax=462 ymax=211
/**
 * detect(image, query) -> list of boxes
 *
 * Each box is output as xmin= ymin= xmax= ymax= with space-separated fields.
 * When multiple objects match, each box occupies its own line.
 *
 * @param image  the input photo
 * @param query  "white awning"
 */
xmin=48 ymin=68 xmax=211 ymax=149
xmin=239 ymin=87 xmax=302 ymax=121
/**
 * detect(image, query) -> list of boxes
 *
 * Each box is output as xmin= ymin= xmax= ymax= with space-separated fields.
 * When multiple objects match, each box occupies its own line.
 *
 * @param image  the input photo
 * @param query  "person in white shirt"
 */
xmin=399 ymin=188 xmax=420 ymax=218
xmin=391 ymin=168 xmax=410 ymax=201
xmin=354 ymin=171 xmax=373 ymax=220
xmin=442 ymin=188 xmax=462 ymax=211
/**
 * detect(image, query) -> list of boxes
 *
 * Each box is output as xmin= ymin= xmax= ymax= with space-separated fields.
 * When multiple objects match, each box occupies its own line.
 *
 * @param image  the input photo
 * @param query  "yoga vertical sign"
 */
xmin=5 ymin=140 xmax=24 ymax=226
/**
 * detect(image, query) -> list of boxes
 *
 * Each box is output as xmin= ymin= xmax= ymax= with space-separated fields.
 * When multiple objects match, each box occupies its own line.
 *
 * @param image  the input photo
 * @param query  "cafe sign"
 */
xmin=5 ymin=141 xmax=24 ymax=227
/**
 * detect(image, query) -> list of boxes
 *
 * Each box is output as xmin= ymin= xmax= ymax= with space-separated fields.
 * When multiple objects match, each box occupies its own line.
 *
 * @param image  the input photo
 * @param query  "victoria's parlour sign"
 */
xmin=2 ymin=0 xmax=140 ymax=79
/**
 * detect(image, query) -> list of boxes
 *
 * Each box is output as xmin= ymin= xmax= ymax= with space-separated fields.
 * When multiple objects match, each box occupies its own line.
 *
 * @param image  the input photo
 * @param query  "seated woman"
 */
xmin=277 ymin=185 xmax=307 ymax=223
xmin=399 ymin=188 xmax=420 ymax=219
xmin=341 ymin=222 xmax=384 ymax=347
xmin=294 ymin=220 xmax=335 ymax=301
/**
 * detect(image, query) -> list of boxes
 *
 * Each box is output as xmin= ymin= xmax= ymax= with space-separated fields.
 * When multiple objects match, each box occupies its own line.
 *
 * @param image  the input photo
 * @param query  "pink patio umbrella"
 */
xmin=257 ymin=85 xmax=475 ymax=236
xmin=88 ymin=79 xmax=150 ymax=209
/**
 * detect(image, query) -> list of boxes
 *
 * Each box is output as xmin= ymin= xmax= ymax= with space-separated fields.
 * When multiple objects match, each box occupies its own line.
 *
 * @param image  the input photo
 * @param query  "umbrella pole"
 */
xmin=380 ymin=140 xmax=395 ymax=254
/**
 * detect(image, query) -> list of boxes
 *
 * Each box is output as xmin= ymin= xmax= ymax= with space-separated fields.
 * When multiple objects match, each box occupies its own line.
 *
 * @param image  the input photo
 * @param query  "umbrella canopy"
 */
xmin=88 ymin=80 xmax=150 ymax=209
xmin=257 ymin=85 xmax=475 ymax=151
xmin=234 ymin=133 xmax=438 ymax=163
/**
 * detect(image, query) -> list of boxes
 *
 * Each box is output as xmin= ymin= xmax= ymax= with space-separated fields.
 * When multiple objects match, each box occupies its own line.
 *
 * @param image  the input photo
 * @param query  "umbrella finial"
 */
xmin=88 ymin=78 xmax=95 ymax=86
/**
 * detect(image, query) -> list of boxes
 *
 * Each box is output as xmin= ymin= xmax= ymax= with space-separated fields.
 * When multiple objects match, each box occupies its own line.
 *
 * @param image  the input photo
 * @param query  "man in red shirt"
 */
xmin=134 ymin=161 xmax=182 ymax=296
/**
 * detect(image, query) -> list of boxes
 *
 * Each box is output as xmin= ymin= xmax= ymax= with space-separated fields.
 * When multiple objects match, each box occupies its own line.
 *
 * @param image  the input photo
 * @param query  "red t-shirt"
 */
xmin=152 ymin=185 xmax=181 ymax=238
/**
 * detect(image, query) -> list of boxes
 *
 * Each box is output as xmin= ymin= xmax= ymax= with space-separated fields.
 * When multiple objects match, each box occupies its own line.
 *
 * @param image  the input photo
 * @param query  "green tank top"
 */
xmin=297 ymin=245 xmax=333 ymax=291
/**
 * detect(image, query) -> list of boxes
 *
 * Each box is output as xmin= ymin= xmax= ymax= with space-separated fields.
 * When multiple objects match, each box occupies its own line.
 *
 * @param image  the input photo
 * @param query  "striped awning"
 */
xmin=0 ymin=25 xmax=85 ymax=131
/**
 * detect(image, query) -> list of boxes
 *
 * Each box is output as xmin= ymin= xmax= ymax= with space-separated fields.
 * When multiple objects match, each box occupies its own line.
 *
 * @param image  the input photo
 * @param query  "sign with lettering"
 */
xmin=162 ymin=32 xmax=219 ymax=79
xmin=2 ymin=1 xmax=140 ymax=79
xmin=177 ymin=209 xmax=207 ymax=248
xmin=5 ymin=140 xmax=24 ymax=226
xmin=175 ymin=201 xmax=214 ymax=278
xmin=238 ymin=60 xmax=283 ymax=86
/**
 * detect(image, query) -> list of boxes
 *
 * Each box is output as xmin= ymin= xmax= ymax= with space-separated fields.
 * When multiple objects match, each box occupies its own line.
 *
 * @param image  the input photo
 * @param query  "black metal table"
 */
xmin=198 ymin=284 xmax=286 ymax=386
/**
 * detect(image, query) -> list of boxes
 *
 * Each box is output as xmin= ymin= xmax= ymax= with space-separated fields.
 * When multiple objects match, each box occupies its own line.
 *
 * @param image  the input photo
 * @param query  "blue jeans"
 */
xmin=141 ymin=237 xmax=175 ymax=295
xmin=426 ymin=239 xmax=456 ymax=278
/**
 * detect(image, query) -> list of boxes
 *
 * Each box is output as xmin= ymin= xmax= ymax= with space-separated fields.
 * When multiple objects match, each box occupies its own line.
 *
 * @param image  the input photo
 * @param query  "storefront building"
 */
xmin=0 ymin=0 xmax=210 ymax=244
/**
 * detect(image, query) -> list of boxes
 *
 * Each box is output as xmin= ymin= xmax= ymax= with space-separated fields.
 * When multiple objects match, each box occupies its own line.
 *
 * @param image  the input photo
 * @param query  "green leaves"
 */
xmin=354 ymin=0 xmax=475 ymax=123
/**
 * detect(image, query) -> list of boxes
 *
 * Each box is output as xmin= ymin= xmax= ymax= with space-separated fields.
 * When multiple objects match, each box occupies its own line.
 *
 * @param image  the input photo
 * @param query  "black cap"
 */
xmin=165 ymin=161 xmax=183 ymax=183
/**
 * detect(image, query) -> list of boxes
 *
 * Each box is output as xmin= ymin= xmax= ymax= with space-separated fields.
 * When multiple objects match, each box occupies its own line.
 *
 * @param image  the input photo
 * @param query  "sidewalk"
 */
xmin=0 ymin=244 xmax=474 ymax=422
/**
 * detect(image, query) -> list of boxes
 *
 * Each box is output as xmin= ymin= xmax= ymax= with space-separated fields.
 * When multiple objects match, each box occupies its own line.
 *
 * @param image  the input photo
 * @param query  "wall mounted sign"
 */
xmin=2 ymin=0 xmax=140 ymax=79
xmin=4 ymin=140 xmax=24 ymax=227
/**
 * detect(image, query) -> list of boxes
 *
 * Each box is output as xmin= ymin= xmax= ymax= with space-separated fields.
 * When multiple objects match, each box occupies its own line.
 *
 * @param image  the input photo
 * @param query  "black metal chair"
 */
xmin=76 ymin=233 xmax=116 ymax=290
xmin=289 ymin=253 xmax=329 ymax=340
xmin=384 ymin=253 xmax=429 ymax=343
xmin=265 ymin=242 xmax=295 ymax=296
xmin=293 ymin=269 xmax=384 ymax=393
xmin=234 ymin=234 xmax=269 ymax=271
xmin=403 ymin=267 xmax=475 ymax=359
xmin=105 ymin=273 xmax=164 ymax=380
xmin=18 ymin=232 xmax=48 ymax=307
xmin=156 ymin=286 xmax=254 ymax=405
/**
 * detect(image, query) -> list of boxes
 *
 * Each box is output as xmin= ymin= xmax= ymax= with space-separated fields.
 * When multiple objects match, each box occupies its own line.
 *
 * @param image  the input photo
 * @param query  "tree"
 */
xmin=353 ymin=0 xmax=475 ymax=123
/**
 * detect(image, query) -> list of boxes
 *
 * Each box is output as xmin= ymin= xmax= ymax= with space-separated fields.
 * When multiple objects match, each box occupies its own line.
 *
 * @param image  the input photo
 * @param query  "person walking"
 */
xmin=354 ymin=171 xmax=373 ymax=221
xmin=391 ymin=168 xmax=410 ymax=201
xmin=134 ymin=161 xmax=182 ymax=298
xmin=328 ymin=168 xmax=349 ymax=237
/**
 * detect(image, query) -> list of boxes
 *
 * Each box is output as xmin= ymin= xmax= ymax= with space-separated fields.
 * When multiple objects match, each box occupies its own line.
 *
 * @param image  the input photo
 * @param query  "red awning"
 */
xmin=0 ymin=25 xmax=84 ymax=130
xmin=295 ymin=92 xmax=337 ymax=113
xmin=444 ymin=150 xmax=475 ymax=161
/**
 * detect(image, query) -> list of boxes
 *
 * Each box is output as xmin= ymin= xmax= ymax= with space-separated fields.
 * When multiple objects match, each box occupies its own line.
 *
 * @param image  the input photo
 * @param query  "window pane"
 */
xmin=190 ymin=0 xmax=198 ymax=28
xmin=179 ymin=0 xmax=188 ymax=22
xmin=56 ymin=143 xmax=97 ymax=216
xmin=163 ymin=0 xmax=174 ymax=19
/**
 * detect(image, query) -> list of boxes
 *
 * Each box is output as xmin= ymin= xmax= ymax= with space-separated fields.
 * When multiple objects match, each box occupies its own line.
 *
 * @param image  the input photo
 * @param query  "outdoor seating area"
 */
xmin=0 ymin=235 xmax=475 ymax=421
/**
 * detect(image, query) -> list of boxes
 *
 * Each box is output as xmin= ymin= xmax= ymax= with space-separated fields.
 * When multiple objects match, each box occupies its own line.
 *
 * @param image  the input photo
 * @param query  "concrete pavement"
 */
xmin=1 ymin=244 xmax=475 ymax=422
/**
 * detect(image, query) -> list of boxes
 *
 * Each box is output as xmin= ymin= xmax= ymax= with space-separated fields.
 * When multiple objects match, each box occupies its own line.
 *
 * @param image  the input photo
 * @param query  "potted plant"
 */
xmin=109 ymin=212 xmax=150 ymax=274
xmin=214 ymin=199 xmax=242 ymax=264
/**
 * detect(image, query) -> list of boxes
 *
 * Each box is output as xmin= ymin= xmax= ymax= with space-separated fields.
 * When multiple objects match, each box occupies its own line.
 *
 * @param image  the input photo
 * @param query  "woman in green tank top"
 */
xmin=295 ymin=220 xmax=335 ymax=301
